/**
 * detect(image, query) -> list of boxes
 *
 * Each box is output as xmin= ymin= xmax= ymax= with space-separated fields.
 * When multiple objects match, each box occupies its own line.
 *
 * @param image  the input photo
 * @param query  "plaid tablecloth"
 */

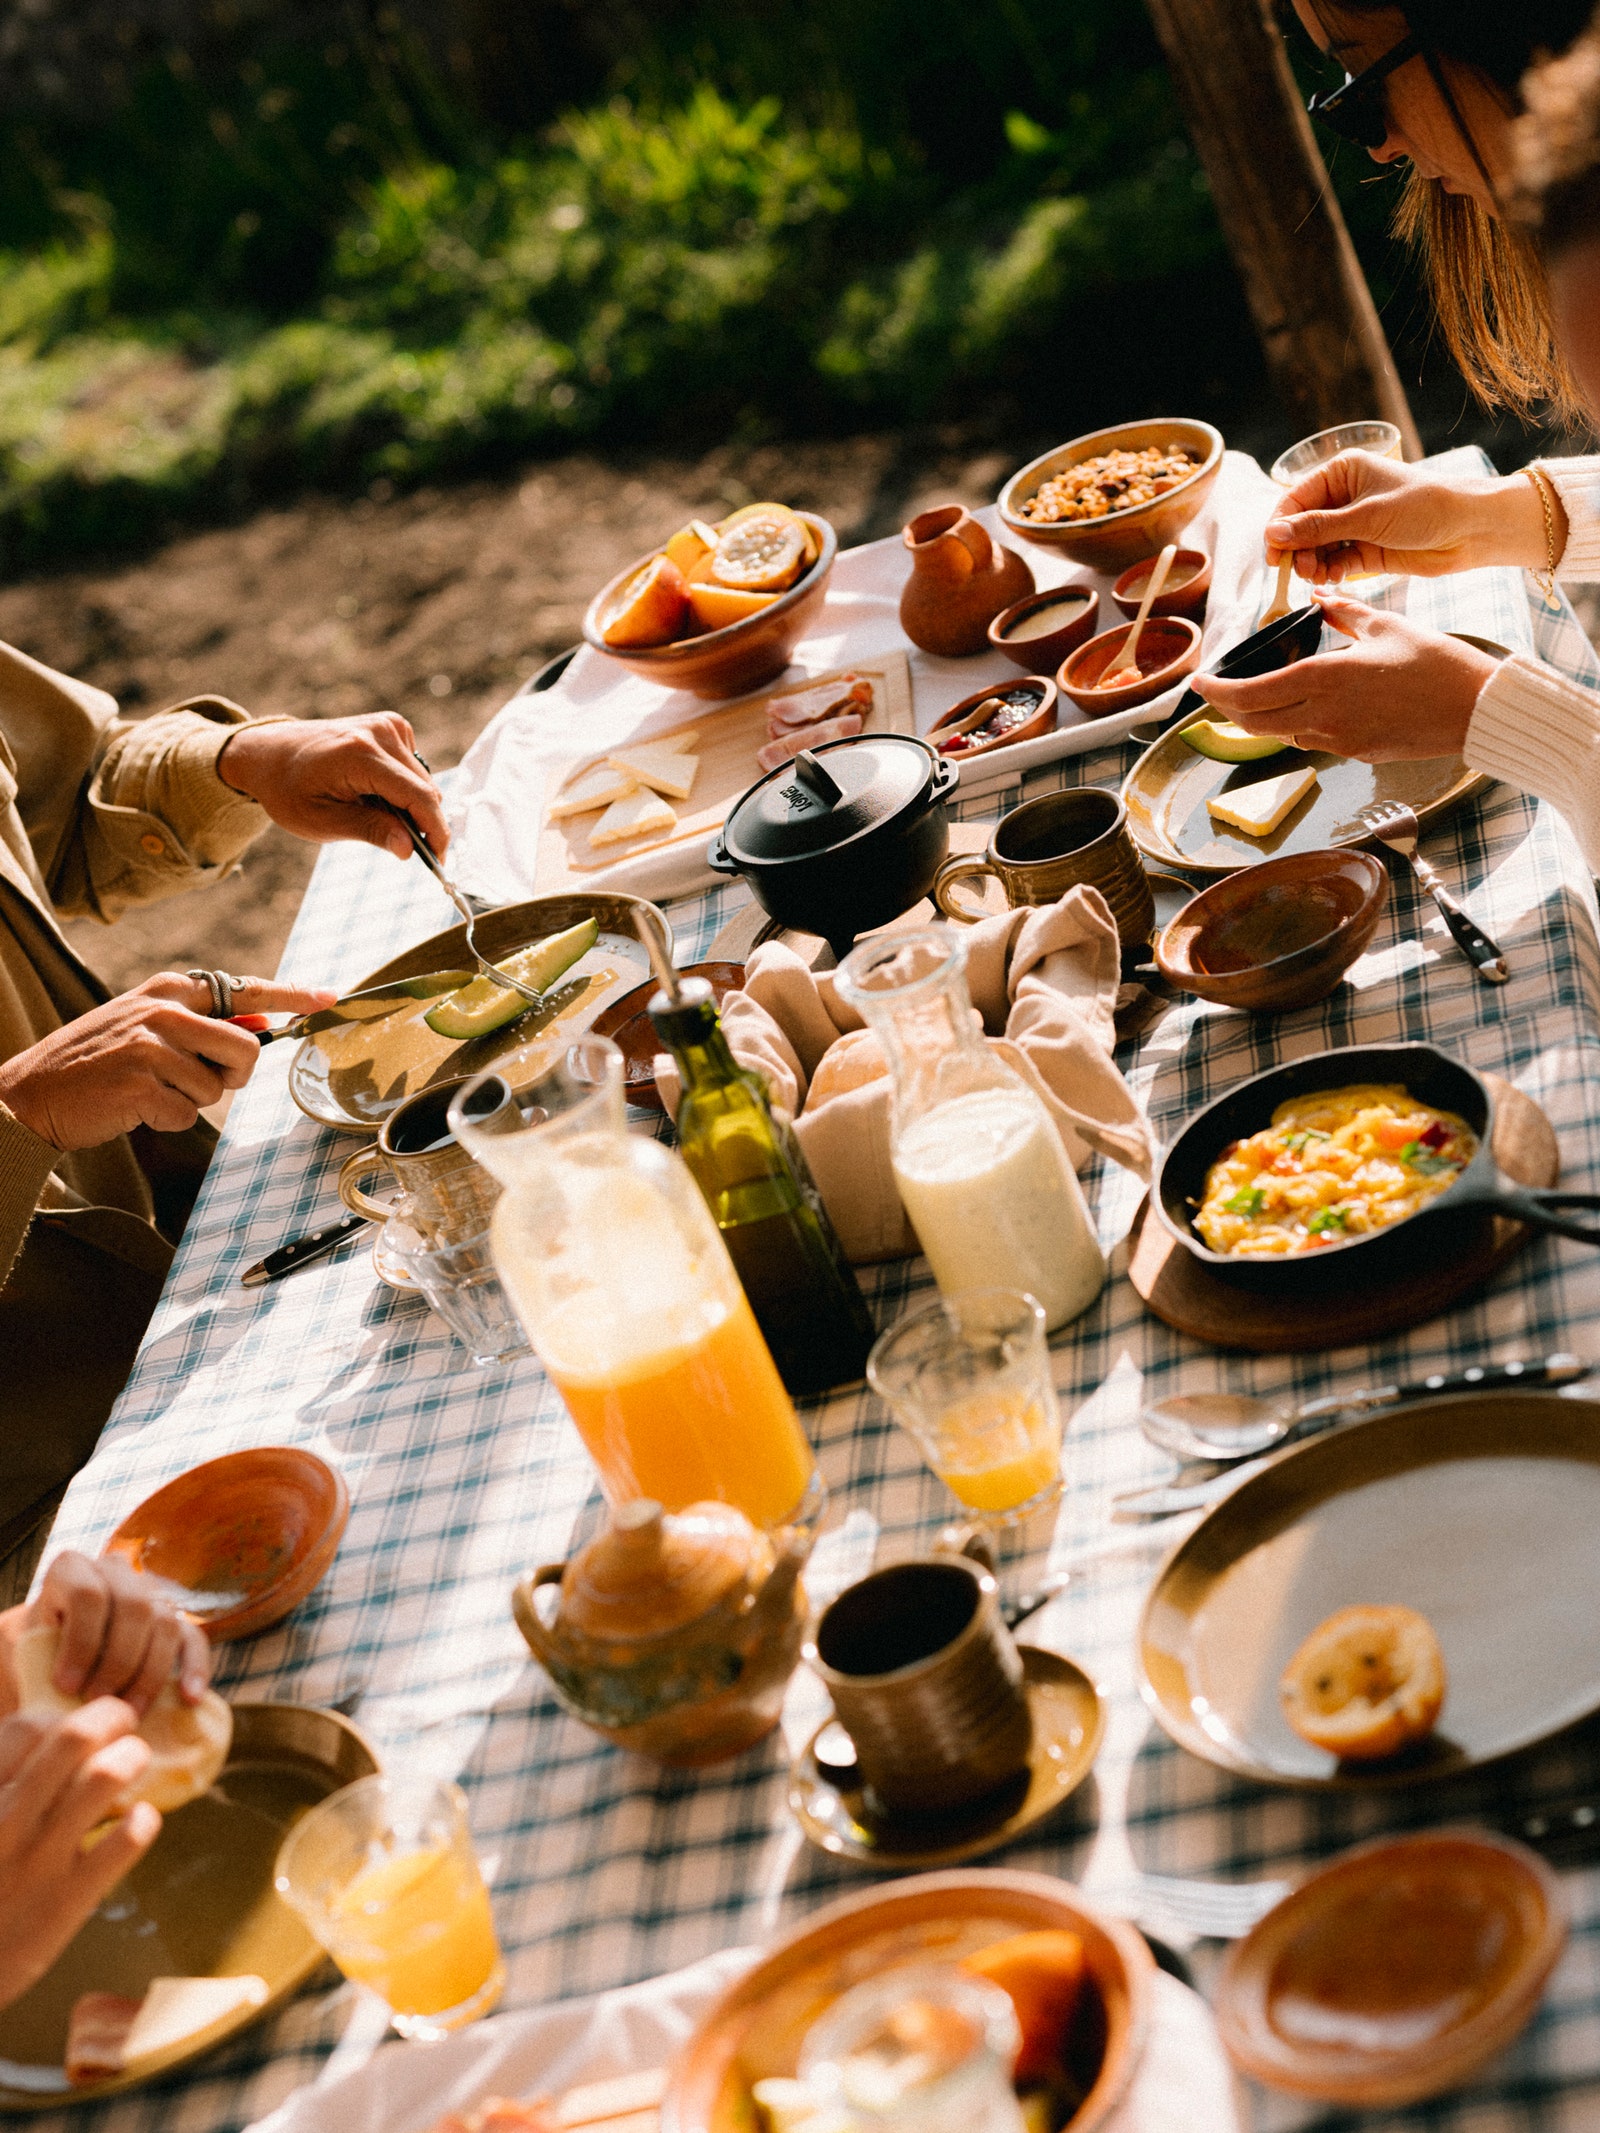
xmin=31 ymin=499 xmax=1600 ymax=2133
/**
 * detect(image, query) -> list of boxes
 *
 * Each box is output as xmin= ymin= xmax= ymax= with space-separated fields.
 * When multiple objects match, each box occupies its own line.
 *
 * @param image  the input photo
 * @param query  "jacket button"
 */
xmin=140 ymin=833 xmax=166 ymax=855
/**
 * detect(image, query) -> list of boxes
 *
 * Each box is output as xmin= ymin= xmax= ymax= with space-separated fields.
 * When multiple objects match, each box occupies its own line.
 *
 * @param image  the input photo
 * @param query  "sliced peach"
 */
xmin=600 ymin=555 xmax=689 ymax=648
xmin=686 ymin=582 xmax=781 ymax=632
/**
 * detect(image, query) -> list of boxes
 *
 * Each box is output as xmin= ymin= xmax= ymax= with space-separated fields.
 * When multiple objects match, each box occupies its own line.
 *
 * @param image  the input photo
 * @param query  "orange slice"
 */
xmin=686 ymin=582 xmax=781 ymax=631
xmin=710 ymin=508 xmax=807 ymax=593
xmin=1279 ymin=1603 xmax=1446 ymax=1761
xmin=663 ymin=523 xmax=713 ymax=575
xmin=600 ymin=554 xmax=689 ymax=648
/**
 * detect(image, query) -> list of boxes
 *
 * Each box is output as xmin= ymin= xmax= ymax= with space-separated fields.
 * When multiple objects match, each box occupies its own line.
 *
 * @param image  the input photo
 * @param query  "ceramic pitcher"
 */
xmin=899 ymin=504 xmax=1034 ymax=658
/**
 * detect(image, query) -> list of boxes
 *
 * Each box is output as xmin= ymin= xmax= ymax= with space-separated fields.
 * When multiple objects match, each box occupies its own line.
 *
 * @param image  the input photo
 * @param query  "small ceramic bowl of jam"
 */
xmin=929 ymin=677 xmax=1058 ymax=761
xmin=1112 ymin=545 xmax=1212 ymax=624
xmin=1155 ymin=847 xmax=1388 ymax=1011
xmin=1057 ymin=615 xmax=1202 ymax=714
xmin=987 ymin=586 xmax=1099 ymax=671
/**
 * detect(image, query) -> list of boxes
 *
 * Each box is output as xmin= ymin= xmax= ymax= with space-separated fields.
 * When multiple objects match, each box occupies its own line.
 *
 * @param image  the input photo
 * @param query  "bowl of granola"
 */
xmin=998 ymin=418 xmax=1223 ymax=571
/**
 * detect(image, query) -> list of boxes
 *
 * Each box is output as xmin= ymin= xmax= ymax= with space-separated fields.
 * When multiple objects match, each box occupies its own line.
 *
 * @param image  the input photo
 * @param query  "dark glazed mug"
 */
xmin=932 ymin=786 xmax=1158 ymax=948
xmin=804 ymin=1555 xmax=1033 ymax=1815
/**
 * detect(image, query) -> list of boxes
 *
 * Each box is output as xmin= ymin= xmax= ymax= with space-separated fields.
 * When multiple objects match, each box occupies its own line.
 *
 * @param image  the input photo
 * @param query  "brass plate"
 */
xmin=0 ymin=1703 xmax=378 ymax=2108
xmin=1139 ymin=1393 xmax=1600 ymax=1787
xmin=788 ymin=1646 xmax=1104 ymax=1871
xmin=287 ymin=893 xmax=667 ymax=1132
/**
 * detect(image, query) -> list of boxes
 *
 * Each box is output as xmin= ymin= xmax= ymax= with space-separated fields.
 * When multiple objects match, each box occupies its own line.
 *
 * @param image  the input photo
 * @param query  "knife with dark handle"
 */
xmin=241 ymin=1213 xmax=372 ymax=1287
xmin=235 ymin=971 xmax=475 ymax=1045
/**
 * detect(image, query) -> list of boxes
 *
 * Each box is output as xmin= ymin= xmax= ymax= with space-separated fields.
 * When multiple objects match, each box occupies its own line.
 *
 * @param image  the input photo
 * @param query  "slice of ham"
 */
xmin=65 ymin=1995 xmax=143 ymax=2086
xmin=756 ymin=712 xmax=863 ymax=773
xmin=766 ymin=674 xmax=873 ymax=735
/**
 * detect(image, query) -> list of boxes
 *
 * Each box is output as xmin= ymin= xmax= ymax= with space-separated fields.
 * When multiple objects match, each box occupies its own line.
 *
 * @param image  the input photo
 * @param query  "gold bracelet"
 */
xmin=1524 ymin=462 xmax=1561 ymax=603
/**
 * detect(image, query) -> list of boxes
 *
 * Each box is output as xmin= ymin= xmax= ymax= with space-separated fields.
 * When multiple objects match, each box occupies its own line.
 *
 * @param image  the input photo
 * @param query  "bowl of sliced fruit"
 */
xmin=583 ymin=505 xmax=838 ymax=699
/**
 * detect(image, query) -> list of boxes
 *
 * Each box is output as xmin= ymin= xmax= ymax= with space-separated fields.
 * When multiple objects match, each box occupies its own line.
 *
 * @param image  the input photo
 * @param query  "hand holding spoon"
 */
xmin=1100 ymin=542 xmax=1176 ymax=683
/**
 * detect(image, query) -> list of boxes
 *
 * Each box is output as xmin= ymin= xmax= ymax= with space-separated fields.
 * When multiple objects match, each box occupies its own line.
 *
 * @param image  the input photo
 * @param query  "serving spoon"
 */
xmin=1100 ymin=542 xmax=1176 ymax=683
xmin=1139 ymin=1354 xmax=1589 ymax=1463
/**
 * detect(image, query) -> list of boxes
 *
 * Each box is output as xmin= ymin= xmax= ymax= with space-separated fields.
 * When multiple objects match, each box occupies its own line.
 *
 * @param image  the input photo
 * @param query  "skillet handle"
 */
xmin=1489 ymin=1188 xmax=1600 ymax=1247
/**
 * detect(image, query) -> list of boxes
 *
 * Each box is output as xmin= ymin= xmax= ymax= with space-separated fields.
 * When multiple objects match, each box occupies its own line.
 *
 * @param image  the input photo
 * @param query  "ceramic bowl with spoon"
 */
xmin=1058 ymin=615 xmax=1202 ymax=714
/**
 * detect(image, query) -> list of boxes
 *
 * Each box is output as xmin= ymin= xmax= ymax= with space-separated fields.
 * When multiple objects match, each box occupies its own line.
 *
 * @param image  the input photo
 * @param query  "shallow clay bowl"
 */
xmin=582 ymin=513 xmax=838 ymax=700
xmin=1112 ymin=545 xmax=1212 ymax=623
xmin=1155 ymin=847 xmax=1387 ymax=1011
xmin=1216 ymin=1831 xmax=1565 ymax=2107
xmin=590 ymin=960 xmax=746 ymax=1113
xmin=661 ymin=1868 xmax=1153 ymax=2133
xmin=928 ymin=676 xmax=1058 ymax=762
xmin=987 ymin=585 xmax=1099 ymax=670
xmin=1058 ymin=616 xmax=1202 ymax=714
xmin=998 ymin=418 xmax=1224 ymax=572
xmin=103 ymin=1447 xmax=349 ymax=1641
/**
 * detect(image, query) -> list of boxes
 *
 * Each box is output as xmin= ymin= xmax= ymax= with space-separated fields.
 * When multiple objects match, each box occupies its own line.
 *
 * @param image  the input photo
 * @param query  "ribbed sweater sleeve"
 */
xmin=1465 ymin=651 xmax=1600 ymax=873
xmin=0 ymin=1100 xmax=59 ymax=1290
xmin=1536 ymin=458 xmax=1600 ymax=583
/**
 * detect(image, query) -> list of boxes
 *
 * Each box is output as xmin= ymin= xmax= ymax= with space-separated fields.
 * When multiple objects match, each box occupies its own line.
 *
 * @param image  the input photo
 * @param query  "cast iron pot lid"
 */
xmin=722 ymin=733 xmax=943 ymax=866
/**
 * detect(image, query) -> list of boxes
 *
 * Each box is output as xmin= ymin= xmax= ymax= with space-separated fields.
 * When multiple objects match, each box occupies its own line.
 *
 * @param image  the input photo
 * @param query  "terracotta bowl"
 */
xmin=987 ymin=585 xmax=1099 ymax=670
xmin=1155 ymin=848 xmax=1388 ymax=1011
xmin=928 ymin=676 xmax=1058 ymax=762
xmin=998 ymin=419 xmax=1224 ymax=572
xmin=1216 ymin=1831 xmax=1566 ymax=2107
xmin=1058 ymin=616 xmax=1201 ymax=714
xmin=582 ymin=513 xmax=838 ymax=700
xmin=103 ymin=1447 xmax=349 ymax=1642
xmin=1112 ymin=545 xmax=1212 ymax=623
xmin=661 ymin=1869 xmax=1154 ymax=2133
xmin=590 ymin=960 xmax=746 ymax=1113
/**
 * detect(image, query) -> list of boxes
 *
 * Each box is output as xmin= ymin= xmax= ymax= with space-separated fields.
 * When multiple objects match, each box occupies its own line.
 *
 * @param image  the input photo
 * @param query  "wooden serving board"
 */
xmin=1127 ymin=1074 xmax=1557 ymax=1352
xmin=533 ymin=653 xmax=913 ymax=895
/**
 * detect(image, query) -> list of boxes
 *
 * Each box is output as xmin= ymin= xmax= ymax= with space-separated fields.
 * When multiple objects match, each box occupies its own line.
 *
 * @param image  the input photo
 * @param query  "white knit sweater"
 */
xmin=1466 ymin=458 xmax=1600 ymax=871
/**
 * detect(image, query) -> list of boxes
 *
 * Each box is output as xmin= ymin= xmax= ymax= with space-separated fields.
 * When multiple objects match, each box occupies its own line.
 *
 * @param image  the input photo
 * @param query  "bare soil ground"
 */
xmin=0 ymin=432 xmax=1027 ymax=995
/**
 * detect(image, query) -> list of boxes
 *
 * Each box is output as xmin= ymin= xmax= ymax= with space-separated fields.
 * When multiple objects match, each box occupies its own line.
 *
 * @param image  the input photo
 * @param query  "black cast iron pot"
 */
xmin=1155 ymin=1042 xmax=1600 ymax=1296
xmin=708 ymin=733 xmax=959 ymax=961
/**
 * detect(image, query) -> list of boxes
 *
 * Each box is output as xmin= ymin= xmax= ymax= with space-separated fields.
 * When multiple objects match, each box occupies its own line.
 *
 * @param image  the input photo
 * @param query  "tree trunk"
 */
xmin=1143 ymin=0 xmax=1421 ymax=457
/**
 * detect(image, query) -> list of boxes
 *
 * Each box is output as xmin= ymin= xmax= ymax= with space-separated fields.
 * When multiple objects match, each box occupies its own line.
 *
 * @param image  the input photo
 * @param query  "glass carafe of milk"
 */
xmin=835 ymin=927 xmax=1104 ymax=1331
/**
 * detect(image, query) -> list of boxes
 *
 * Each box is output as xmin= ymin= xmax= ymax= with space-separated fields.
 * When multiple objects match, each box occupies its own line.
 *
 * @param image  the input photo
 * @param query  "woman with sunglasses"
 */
xmin=1197 ymin=1 xmax=1600 ymax=867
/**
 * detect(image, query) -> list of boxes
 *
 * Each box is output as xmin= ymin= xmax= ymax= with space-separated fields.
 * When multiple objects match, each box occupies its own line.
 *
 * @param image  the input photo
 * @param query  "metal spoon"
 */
xmin=1140 ymin=1355 xmax=1589 ymax=1464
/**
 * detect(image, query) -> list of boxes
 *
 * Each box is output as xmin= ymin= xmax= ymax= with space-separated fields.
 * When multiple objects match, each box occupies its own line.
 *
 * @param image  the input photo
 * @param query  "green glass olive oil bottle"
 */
xmin=650 ymin=978 xmax=875 ymax=1396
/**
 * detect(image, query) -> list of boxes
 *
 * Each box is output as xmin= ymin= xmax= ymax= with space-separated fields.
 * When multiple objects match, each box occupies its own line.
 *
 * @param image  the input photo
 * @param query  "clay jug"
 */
xmin=900 ymin=504 xmax=1035 ymax=658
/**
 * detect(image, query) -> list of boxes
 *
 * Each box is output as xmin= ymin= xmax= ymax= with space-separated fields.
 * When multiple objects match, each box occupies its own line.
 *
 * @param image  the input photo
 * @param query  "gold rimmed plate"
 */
xmin=1139 ymin=1392 xmax=1600 ymax=1788
xmin=789 ymin=1646 xmax=1104 ymax=1870
xmin=0 ymin=1703 xmax=378 ymax=2109
xmin=287 ymin=893 xmax=667 ymax=1131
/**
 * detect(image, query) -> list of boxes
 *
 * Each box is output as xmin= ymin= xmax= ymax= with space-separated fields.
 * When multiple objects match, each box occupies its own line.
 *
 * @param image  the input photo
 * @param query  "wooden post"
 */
xmin=1142 ymin=0 xmax=1422 ymax=456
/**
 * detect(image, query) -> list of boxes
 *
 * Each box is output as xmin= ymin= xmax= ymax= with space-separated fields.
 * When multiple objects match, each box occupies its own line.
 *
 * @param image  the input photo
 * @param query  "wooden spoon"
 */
xmin=1259 ymin=551 xmax=1295 ymax=626
xmin=1100 ymin=543 xmax=1176 ymax=683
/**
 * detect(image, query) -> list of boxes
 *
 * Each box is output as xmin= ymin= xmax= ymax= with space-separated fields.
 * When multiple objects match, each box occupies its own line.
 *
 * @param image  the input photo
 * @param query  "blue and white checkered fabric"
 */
xmin=34 ymin=485 xmax=1600 ymax=2133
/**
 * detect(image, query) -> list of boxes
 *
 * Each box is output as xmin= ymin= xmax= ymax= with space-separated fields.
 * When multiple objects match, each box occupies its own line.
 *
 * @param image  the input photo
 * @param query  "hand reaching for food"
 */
xmin=217 ymin=710 xmax=449 ymax=861
xmin=1265 ymin=450 xmax=1559 ymax=586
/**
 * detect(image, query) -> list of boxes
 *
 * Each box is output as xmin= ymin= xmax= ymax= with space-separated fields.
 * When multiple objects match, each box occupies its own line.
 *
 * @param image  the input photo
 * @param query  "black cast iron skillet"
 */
xmin=1155 ymin=1042 xmax=1600 ymax=1294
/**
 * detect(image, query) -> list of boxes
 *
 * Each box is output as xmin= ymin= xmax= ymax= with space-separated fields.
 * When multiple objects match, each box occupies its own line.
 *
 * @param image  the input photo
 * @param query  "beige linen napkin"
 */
xmin=655 ymin=888 xmax=1154 ymax=1263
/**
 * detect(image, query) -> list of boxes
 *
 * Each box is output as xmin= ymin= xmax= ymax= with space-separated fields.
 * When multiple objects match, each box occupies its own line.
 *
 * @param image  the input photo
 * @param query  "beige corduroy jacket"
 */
xmin=0 ymin=640 xmax=273 ymax=1539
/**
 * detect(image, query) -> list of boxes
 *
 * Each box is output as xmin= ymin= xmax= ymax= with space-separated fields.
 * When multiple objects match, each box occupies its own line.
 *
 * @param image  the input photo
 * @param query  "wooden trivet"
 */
xmin=1127 ymin=1073 xmax=1559 ymax=1353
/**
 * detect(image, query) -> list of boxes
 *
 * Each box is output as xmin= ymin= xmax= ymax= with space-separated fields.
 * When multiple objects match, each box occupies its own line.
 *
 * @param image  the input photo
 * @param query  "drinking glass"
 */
xmin=867 ymin=1288 xmax=1063 ymax=1526
xmin=274 ymin=1774 xmax=505 ymax=2039
xmin=1270 ymin=421 xmax=1403 ymax=593
xmin=389 ymin=1218 xmax=532 ymax=1366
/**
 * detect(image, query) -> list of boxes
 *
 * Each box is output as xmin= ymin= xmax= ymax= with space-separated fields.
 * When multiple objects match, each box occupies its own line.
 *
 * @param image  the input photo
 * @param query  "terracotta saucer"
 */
xmin=590 ymin=961 xmax=746 ymax=1112
xmin=788 ymin=1646 xmax=1103 ymax=1871
xmin=1215 ymin=1830 xmax=1566 ymax=2107
xmin=103 ymin=1448 xmax=350 ymax=1642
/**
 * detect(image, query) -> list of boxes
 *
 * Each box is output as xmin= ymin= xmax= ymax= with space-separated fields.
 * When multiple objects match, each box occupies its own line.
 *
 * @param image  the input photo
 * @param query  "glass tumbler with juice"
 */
xmin=835 ymin=927 xmax=1104 ymax=1332
xmin=449 ymin=1037 xmax=815 ymax=1528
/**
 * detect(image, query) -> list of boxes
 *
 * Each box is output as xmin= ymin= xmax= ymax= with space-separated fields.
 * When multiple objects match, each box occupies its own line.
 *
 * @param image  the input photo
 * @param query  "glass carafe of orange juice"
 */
xmin=449 ymin=1037 xmax=816 ymax=1528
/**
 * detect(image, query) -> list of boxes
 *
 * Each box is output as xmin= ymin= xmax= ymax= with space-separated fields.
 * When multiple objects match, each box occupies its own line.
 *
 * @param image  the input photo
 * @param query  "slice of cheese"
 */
xmin=588 ymin=787 xmax=679 ymax=848
xmin=123 ymin=1976 xmax=269 ymax=2064
xmin=1207 ymin=765 xmax=1319 ymax=837
xmin=603 ymin=742 xmax=699 ymax=800
xmin=549 ymin=765 xmax=639 ymax=819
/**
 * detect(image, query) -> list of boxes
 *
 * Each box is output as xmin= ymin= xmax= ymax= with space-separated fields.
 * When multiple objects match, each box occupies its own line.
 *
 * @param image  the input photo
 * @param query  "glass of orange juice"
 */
xmin=868 ymin=1289 xmax=1063 ymax=1528
xmin=274 ymin=1775 xmax=505 ymax=2039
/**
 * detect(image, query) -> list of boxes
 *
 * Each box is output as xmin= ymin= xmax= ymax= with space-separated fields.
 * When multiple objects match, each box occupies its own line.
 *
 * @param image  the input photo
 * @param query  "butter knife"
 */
xmin=241 ymin=970 xmax=474 ymax=1044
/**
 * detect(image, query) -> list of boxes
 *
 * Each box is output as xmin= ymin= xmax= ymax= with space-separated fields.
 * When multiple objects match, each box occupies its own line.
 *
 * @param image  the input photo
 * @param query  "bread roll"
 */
xmin=13 ymin=1625 xmax=231 ymax=1816
xmin=804 ymin=1028 xmax=889 ymax=1113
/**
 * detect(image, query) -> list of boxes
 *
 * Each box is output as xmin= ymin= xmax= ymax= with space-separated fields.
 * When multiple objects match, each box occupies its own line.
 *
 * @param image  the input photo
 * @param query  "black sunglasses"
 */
xmin=1306 ymin=31 xmax=1422 ymax=148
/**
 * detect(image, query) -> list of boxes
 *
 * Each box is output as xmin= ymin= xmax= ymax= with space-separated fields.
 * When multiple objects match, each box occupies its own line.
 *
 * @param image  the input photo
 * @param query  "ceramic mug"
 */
xmin=932 ymin=786 xmax=1157 ymax=948
xmin=338 ymin=1076 xmax=503 ymax=1244
xmin=805 ymin=1555 xmax=1033 ymax=1815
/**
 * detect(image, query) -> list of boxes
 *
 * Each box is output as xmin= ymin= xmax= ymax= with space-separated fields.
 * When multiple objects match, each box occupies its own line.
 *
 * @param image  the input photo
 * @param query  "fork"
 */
xmin=1336 ymin=797 xmax=1509 ymax=984
xmin=366 ymin=799 xmax=543 ymax=1004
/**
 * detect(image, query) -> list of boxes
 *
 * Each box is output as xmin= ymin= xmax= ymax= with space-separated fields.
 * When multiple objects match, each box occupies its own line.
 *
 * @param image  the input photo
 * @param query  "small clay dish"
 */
xmin=928 ymin=677 xmax=1058 ymax=762
xmin=1216 ymin=1830 xmax=1566 ymax=2107
xmin=1112 ymin=545 xmax=1212 ymax=623
xmin=591 ymin=960 xmax=746 ymax=1112
xmin=1155 ymin=848 xmax=1387 ymax=1011
xmin=987 ymin=586 xmax=1098 ymax=670
xmin=1058 ymin=616 xmax=1202 ymax=715
xmin=103 ymin=1448 xmax=349 ymax=1642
